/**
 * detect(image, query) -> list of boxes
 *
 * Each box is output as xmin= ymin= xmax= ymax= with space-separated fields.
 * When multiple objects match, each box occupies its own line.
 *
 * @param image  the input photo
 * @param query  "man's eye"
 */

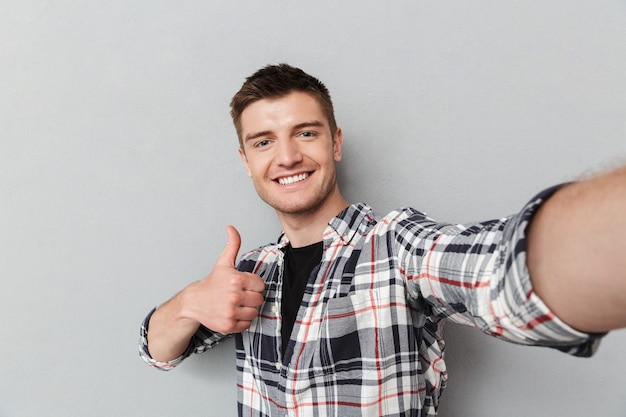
xmin=299 ymin=131 xmax=316 ymax=138
xmin=255 ymin=139 xmax=271 ymax=148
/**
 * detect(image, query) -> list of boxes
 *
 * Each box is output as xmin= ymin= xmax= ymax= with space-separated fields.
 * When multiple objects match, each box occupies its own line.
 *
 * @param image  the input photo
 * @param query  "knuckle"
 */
xmin=222 ymin=304 xmax=238 ymax=320
xmin=228 ymin=291 xmax=245 ymax=306
xmin=229 ymin=274 xmax=245 ymax=287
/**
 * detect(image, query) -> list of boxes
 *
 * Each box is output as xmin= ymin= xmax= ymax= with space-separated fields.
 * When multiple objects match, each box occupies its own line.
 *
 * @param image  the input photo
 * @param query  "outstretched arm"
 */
xmin=527 ymin=165 xmax=626 ymax=333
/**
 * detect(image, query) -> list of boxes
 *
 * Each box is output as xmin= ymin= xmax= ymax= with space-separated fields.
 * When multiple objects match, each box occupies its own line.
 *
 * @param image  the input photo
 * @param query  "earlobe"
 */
xmin=238 ymin=147 xmax=252 ymax=178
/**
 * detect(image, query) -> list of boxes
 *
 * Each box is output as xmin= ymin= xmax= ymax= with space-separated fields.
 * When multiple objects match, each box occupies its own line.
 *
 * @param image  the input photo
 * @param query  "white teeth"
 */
xmin=278 ymin=173 xmax=309 ymax=185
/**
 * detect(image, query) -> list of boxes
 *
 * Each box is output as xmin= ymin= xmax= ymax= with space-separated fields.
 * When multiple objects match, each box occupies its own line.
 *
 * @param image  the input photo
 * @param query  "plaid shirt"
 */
xmin=140 ymin=188 xmax=601 ymax=417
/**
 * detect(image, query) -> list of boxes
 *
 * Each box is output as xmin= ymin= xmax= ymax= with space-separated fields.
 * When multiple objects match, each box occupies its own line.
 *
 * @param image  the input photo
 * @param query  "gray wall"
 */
xmin=2 ymin=1 xmax=625 ymax=416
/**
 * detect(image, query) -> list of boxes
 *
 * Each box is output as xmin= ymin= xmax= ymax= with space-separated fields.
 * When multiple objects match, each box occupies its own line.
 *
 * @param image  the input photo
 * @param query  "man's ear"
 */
xmin=333 ymin=128 xmax=344 ymax=162
xmin=238 ymin=147 xmax=252 ymax=178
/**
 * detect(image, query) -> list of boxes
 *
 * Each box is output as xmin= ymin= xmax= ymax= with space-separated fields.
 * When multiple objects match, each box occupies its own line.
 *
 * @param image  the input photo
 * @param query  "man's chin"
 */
xmin=266 ymin=198 xmax=323 ymax=217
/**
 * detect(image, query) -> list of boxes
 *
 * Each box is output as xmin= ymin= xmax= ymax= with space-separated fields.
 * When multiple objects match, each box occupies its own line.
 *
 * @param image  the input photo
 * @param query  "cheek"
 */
xmin=245 ymin=157 xmax=271 ymax=179
xmin=308 ymin=147 xmax=334 ymax=164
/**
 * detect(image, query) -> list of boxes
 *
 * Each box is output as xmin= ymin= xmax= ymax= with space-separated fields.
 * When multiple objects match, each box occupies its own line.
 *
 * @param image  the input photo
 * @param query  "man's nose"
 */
xmin=275 ymin=139 xmax=303 ymax=167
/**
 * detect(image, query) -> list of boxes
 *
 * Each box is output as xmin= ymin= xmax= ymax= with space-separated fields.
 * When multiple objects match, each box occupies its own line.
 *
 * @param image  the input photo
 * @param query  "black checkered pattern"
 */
xmin=140 ymin=187 xmax=602 ymax=416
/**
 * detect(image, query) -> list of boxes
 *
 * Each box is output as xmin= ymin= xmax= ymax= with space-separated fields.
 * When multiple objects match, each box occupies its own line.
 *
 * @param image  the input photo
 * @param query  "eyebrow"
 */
xmin=293 ymin=120 xmax=325 ymax=131
xmin=244 ymin=130 xmax=272 ymax=143
xmin=244 ymin=120 xmax=326 ymax=143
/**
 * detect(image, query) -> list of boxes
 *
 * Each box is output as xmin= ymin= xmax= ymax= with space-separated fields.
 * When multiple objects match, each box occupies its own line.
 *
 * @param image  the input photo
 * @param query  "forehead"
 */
xmin=240 ymin=91 xmax=329 ymax=136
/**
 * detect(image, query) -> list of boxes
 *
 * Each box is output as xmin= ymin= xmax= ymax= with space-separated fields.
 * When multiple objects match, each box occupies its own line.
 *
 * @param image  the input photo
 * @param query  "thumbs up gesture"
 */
xmin=183 ymin=225 xmax=266 ymax=334
xmin=146 ymin=226 xmax=266 ymax=362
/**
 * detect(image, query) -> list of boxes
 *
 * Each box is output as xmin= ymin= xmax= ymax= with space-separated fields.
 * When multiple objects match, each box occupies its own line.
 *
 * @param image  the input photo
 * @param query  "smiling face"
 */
xmin=238 ymin=91 xmax=345 ymax=219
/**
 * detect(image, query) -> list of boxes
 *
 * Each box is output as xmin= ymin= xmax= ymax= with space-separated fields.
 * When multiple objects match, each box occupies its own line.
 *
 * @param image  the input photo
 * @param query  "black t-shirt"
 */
xmin=281 ymin=241 xmax=323 ymax=354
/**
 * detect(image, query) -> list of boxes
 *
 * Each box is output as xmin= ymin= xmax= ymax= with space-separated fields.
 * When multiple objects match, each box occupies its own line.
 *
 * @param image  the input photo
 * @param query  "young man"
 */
xmin=140 ymin=64 xmax=626 ymax=416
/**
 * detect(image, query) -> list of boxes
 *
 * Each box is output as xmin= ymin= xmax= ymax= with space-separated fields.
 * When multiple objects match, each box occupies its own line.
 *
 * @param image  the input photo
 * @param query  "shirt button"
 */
xmin=277 ymin=257 xmax=284 ymax=267
xmin=271 ymin=304 xmax=279 ymax=314
xmin=275 ymin=362 xmax=281 ymax=370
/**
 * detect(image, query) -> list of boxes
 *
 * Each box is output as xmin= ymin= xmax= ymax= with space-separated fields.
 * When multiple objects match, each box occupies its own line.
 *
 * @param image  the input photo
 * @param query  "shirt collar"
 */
xmin=324 ymin=203 xmax=376 ymax=246
xmin=276 ymin=203 xmax=376 ymax=248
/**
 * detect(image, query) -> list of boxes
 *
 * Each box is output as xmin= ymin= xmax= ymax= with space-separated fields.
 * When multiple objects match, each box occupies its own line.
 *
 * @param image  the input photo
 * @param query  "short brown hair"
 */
xmin=230 ymin=63 xmax=337 ymax=147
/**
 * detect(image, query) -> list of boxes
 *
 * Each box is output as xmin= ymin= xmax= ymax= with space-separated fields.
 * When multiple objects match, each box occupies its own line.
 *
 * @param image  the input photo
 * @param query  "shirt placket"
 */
xmin=273 ymin=250 xmax=297 ymax=416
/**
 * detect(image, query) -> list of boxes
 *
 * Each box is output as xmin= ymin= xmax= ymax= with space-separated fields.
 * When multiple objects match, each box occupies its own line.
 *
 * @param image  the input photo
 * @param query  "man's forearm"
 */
xmin=146 ymin=292 xmax=201 ymax=363
xmin=527 ymin=165 xmax=626 ymax=333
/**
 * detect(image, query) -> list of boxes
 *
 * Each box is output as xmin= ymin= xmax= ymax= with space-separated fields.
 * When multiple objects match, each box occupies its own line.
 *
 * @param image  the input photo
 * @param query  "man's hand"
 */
xmin=181 ymin=225 xmax=266 ymax=334
xmin=146 ymin=226 xmax=266 ymax=362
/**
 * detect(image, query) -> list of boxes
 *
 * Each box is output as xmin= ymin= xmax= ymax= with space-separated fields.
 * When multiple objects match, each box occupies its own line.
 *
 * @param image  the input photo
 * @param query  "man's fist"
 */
xmin=181 ymin=226 xmax=266 ymax=334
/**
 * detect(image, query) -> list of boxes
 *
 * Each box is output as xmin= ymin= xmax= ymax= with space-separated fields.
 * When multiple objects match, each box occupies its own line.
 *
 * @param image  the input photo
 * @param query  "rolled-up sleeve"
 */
xmin=138 ymin=307 xmax=230 ymax=370
xmin=399 ymin=185 xmax=604 ymax=357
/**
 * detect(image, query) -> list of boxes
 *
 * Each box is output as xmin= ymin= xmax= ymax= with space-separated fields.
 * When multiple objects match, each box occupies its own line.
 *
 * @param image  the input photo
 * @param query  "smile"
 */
xmin=277 ymin=173 xmax=310 ymax=185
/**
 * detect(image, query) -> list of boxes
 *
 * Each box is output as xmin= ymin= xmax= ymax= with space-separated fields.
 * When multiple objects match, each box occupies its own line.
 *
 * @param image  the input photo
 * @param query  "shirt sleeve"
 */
xmin=398 ymin=184 xmax=604 ymax=357
xmin=138 ymin=307 xmax=231 ymax=370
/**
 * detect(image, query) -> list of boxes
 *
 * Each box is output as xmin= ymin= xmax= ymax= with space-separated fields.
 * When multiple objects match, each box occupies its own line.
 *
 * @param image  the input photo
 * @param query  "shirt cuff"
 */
xmin=138 ymin=307 xmax=195 ymax=371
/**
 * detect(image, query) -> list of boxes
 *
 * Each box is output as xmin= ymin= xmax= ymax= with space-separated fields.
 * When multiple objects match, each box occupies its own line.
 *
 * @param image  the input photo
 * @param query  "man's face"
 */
xmin=238 ymin=91 xmax=343 ymax=217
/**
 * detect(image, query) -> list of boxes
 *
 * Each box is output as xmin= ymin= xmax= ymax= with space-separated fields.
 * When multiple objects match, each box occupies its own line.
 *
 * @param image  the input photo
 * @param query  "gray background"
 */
xmin=2 ymin=1 xmax=626 ymax=416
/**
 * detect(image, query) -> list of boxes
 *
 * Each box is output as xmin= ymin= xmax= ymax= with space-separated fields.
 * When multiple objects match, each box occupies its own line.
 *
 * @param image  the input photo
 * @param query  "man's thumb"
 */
xmin=216 ymin=225 xmax=241 ymax=268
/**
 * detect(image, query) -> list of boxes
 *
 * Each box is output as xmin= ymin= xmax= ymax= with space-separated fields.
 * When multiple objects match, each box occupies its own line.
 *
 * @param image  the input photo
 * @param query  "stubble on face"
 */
xmin=251 ymin=151 xmax=340 ymax=217
xmin=238 ymin=92 xmax=346 ymax=222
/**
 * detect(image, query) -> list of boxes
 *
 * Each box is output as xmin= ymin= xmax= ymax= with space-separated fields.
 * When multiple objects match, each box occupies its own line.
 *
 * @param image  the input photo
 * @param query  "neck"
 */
xmin=277 ymin=191 xmax=349 ymax=248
